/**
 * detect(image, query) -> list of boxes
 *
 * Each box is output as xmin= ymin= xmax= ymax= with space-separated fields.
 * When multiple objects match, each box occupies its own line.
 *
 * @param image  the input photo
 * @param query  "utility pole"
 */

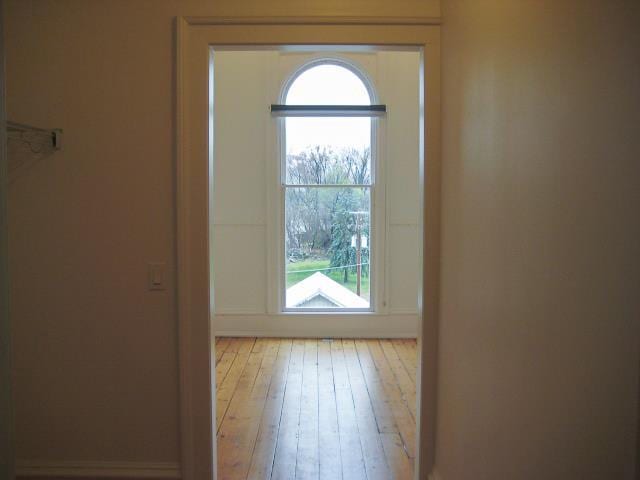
xmin=355 ymin=213 xmax=361 ymax=296
xmin=350 ymin=210 xmax=368 ymax=298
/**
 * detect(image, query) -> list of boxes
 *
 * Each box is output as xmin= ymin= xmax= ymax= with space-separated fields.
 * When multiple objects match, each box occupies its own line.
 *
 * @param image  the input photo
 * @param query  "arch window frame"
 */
xmin=273 ymin=57 xmax=387 ymax=313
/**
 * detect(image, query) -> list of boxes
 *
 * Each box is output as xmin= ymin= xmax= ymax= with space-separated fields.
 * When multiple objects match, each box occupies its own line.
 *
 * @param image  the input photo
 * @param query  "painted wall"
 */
xmin=438 ymin=1 xmax=640 ymax=479
xmin=1 ymin=0 xmax=16 ymax=476
xmin=4 ymin=0 xmax=438 ymax=472
xmin=7 ymin=0 xmax=640 ymax=477
xmin=212 ymin=50 xmax=420 ymax=336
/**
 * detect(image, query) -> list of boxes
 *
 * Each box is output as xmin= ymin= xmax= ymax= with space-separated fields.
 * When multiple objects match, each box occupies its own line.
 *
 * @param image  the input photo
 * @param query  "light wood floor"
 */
xmin=215 ymin=337 xmax=417 ymax=480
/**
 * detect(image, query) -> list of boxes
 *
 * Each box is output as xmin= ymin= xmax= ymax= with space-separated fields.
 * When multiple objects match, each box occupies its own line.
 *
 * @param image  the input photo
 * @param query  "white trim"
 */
xmin=15 ymin=461 xmax=181 ymax=479
xmin=213 ymin=307 xmax=417 ymax=315
xmin=175 ymin=17 xmax=193 ymax=480
xmin=389 ymin=307 xmax=420 ymax=315
xmin=213 ymin=307 xmax=265 ymax=315
xmin=184 ymin=16 xmax=442 ymax=26
xmin=176 ymin=17 xmax=216 ymax=480
xmin=213 ymin=313 xmax=418 ymax=338
xmin=177 ymin=19 xmax=441 ymax=480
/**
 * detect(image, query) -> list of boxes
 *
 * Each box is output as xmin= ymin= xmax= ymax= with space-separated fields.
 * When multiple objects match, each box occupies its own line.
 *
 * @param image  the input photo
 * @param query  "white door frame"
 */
xmin=175 ymin=17 xmax=441 ymax=480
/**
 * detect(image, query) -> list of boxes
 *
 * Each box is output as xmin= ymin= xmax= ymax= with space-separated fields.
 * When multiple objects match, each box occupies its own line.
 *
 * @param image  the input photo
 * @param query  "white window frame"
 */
xmin=273 ymin=56 xmax=387 ymax=314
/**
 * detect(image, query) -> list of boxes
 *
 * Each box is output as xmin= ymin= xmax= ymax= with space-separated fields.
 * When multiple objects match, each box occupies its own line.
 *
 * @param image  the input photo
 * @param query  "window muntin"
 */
xmin=281 ymin=61 xmax=376 ymax=311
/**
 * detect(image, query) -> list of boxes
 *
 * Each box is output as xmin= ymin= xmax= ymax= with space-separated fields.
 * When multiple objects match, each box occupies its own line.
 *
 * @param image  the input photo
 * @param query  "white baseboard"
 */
xmin=16 ymin=460 xmax=181 ymax=479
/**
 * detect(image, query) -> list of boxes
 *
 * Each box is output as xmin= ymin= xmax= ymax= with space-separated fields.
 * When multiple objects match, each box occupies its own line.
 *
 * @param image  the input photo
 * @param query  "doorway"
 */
xmin=211 ymin=45 xmax=421 ymax=479
xmin=176 ymin=19 xmax=441 ymax=480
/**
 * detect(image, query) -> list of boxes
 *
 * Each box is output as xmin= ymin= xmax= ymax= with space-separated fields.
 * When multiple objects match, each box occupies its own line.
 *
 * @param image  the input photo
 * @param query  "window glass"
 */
xmin=285 ymin=64 xmax=371 ymax=105
xmin=285 ymin=187 xmax=371 ymax=308
xmin=283 ymin=62 xmax=374 ymax=310
xmin=285 ymin=121 xmax=371 ymax=185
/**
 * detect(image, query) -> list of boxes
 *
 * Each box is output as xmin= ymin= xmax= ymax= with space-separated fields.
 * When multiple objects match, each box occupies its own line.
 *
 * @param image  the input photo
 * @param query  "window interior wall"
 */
xmin=212 ymin=49 xmax=421 ymax=336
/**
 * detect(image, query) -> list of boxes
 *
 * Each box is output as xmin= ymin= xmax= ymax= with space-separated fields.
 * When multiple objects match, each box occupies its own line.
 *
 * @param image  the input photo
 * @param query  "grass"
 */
xmin=286 ymin=258 xmax=370 ymax=299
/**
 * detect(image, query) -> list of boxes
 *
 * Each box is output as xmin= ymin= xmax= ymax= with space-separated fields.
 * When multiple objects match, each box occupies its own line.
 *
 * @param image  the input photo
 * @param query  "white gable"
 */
xmin=286 ymin=272 xmax=369 ymax=308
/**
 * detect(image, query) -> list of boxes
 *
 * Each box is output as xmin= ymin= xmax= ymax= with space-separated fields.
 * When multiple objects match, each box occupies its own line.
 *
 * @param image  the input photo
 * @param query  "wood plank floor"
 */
xmin=215 ymin=337 xmax=417 ymax=480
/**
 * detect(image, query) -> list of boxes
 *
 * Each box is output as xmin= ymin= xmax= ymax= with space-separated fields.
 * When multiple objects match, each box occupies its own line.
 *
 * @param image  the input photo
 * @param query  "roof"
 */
xmin=286 ymin=272 xmax=369 ymax=308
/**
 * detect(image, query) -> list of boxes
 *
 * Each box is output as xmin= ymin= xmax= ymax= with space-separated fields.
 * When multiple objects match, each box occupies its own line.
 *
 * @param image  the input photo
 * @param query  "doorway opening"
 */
xmin=176 ymin=21 xmax=441 ymax=479
xmin=211 ymin=46 xmax=422 ymax=479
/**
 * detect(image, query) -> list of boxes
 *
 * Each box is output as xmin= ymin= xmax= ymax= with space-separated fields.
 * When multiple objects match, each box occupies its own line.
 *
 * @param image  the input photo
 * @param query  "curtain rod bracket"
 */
xmin=6 ymin=121 xmax=62 ymax=151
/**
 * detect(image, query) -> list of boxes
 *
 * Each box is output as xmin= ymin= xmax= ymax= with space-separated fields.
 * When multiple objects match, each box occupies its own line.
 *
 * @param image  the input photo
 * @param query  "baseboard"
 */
xmin=15 ymin=460 xmax=181 ymax=479
xmin=428 ymin=469 xmax=443 ymax=480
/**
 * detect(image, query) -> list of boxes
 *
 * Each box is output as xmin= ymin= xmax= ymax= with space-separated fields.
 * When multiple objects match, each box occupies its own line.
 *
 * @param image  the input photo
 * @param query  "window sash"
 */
xmin=279 ymin=103 xmax=378 ymax=312
xmin=283 ymin=184 xmax=373 ymax=311
xmin=282 ymin=114 xmax=374 ymax=187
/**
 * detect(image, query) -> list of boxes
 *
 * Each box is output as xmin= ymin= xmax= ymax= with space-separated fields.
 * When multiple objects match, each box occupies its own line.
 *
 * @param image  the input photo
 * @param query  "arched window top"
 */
xmin=284 ymin=61 xmax=373 ymax=106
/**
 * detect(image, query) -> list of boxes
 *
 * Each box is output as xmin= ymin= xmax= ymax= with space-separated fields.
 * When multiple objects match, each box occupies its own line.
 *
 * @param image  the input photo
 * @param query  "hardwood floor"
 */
xmin=215 ymin=337 xmax=417 ymax=480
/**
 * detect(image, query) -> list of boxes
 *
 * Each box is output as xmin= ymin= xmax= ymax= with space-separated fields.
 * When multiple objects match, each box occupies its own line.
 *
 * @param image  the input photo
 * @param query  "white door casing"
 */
xmin=176 ymin=17 xmax=441 ymax=480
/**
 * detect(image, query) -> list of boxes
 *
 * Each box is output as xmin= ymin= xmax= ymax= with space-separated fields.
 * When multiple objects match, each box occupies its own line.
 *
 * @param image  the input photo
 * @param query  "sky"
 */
xmin=284 ymin=64 xmax=372 ymax=155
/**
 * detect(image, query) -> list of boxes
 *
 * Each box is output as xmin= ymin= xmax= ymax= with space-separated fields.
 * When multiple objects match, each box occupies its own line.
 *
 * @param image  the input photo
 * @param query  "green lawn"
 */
xmin=286 ymin=258 xmax=370 ymax=299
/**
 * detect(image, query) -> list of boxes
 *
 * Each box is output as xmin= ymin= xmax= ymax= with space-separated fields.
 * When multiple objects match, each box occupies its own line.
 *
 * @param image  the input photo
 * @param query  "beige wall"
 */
xmin=4 ymin=0 xmax=439 ymax=470
xmin=1 ymin=0 xmax=16 ymax=476
xmin=7 ymin=0 xmax=640 ymax=477
xmin=438 ymin=1 xmax=640 ymax=479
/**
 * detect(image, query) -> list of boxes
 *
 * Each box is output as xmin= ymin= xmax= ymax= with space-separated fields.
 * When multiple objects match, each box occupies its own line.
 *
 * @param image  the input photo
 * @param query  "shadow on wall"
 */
xmin=7 ymin=129 xmax=60 ymax=184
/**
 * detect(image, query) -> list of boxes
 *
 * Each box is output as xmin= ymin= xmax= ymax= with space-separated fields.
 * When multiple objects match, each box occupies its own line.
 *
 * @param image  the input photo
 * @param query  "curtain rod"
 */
xmin=271 ymin=104 xmax=386 ymax=117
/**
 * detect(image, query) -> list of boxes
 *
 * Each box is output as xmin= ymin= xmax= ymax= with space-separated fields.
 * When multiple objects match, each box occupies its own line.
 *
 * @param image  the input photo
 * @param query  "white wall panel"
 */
xmin=213 ymin=52 xmax=270 ymax=225
xmin=388 ymin=225 xmax=419 ymax=313
xmin=380 ymin=52 xmax=421 ymax=225
xmin=212 ymin=225 xmax=266 ymax=314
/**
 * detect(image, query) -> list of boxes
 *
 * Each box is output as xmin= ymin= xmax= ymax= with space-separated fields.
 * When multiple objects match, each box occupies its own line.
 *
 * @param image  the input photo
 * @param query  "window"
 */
xmin=275 ymin=60 xmax=382 ymax=311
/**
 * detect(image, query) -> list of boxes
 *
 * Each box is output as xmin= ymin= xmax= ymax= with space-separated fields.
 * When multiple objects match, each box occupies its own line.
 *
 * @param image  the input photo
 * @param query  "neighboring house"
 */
xmin=286 ymin=272 xmax=369 ymax=308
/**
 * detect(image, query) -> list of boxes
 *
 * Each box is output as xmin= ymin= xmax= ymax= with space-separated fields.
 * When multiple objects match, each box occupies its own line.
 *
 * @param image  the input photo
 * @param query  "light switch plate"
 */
xmin=148 ymin=262 xmax=166 ymax=291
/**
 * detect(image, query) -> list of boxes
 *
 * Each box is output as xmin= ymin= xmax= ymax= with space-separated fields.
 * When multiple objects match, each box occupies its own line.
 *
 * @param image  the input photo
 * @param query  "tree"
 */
xmin=342 ymin=147 xmax=371 ymax=185
xmin=285 ymin=145 xmax=371 ymax=287
xmin=329 ymin=189 xmax=356 ymax=283
xmin=327 ymin=149 xmax=370 ymax=284
xmin=285 ymin=147 xmax=334 ymax=256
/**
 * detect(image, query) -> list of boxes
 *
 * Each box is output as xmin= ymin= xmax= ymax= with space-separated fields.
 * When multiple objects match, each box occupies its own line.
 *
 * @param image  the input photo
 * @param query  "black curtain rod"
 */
xmin=270 ymin=104 xmax=386 ymax=116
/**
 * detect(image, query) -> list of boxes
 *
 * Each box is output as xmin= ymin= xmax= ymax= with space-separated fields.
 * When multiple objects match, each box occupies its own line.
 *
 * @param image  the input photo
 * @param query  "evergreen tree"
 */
xmin=329 ymin=190 xmax=356 ymax=283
